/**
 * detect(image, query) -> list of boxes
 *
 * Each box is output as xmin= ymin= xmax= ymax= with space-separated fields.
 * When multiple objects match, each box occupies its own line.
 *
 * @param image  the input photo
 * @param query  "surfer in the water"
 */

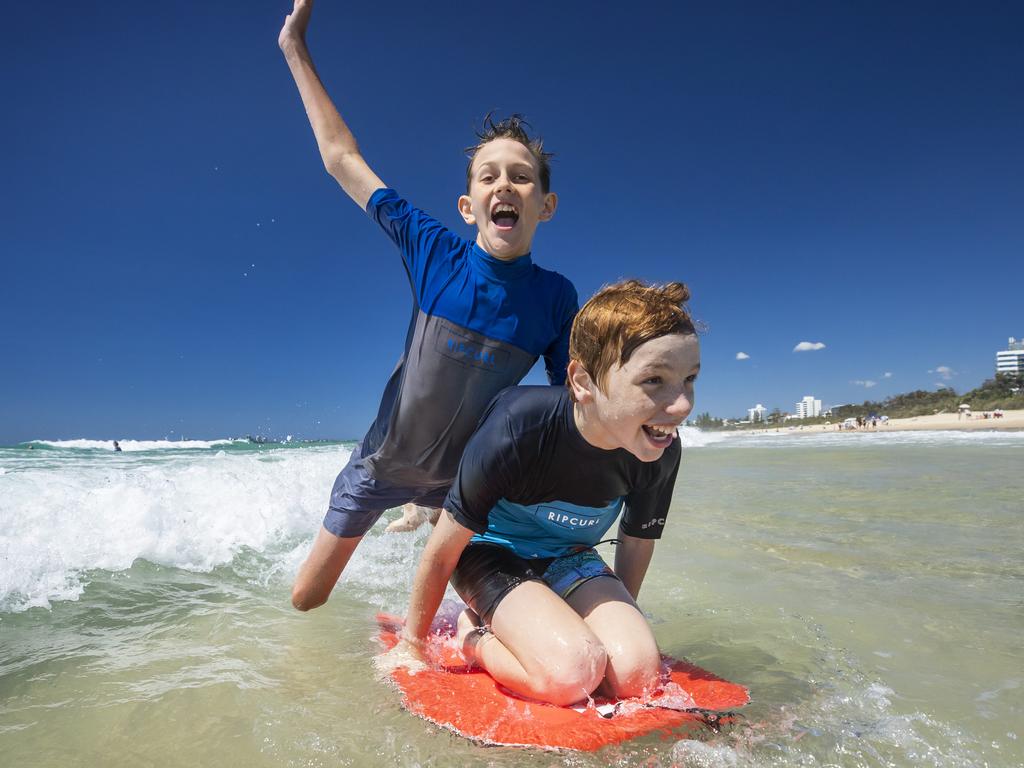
xmin=399 ymin=280 xmax=698 ymax=706
xmin=279 ymin=0 xmax=578 ymax=611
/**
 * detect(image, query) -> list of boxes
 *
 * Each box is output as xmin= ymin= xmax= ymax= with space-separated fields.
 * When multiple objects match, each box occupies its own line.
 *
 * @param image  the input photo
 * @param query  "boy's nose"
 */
xmin=665 ymin=390 xmax=692 ymax=418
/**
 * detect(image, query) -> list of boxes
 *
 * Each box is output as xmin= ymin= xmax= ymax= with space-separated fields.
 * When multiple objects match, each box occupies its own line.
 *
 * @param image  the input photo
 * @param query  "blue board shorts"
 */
xmin=323 ymin=443 xmax=450 ymax=538
xmin=450 ymin=543 xmax=618 ymax=622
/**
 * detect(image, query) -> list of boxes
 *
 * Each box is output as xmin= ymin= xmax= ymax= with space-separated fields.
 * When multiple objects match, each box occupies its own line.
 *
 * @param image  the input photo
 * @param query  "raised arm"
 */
xmin=279 ymin=0 xmax=385 ymax=209
xmin=613 ymin=532 xmax=656 ymax=601
xmin=403 ymin=510 xmax=475 ymax=645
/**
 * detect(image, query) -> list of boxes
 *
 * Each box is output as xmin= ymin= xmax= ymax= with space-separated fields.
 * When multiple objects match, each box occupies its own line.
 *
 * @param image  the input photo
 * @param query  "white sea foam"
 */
xmin=677 ymin=425 xmax=728 ymax=449
xmin=30 ymin=438 xmax=247 ymax=451
xmin=0 ymin=444 xmax=353 ymax=612
xmin=670 ymin=740 xmax=738 ymax=768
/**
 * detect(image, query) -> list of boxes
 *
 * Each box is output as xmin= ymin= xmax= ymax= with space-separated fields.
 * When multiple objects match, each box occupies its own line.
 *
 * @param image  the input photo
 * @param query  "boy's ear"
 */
xmin=457 ymin=195 xmax=476 ymax=226
xmin=567 ymin=359 xmax=595 ymax=403
xmin=539 ymin=192 xmax=558 ymax=222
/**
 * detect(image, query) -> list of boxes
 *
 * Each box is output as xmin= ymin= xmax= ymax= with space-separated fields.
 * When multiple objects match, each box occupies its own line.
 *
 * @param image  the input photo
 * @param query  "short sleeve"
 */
xmin=443 ymin=398 xmax=520 ymax=534
xmin=365 ymin=188 xmax=464 ymax=304
xmin=618 ymin=442 xmax=681 ymax=539
xmin=543 ymin=281 xmax=579 ymax=385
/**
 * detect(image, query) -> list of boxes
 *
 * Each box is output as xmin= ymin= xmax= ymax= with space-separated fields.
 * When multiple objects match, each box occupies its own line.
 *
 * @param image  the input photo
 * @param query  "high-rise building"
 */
xmin=795 ymin=395 xmax=822 ymax=419
xmin=748 ymin=403 xmax=768 ymax=422
xmin=996 ymin=337 xmax=1024 ymax=374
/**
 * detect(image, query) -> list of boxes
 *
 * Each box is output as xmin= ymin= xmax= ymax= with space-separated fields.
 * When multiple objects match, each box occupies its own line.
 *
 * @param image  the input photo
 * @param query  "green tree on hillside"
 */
xmin=958 ymin=373 xmax=1024 ymax=411
xmin=692 ymin=412 xmax=724 ymax=429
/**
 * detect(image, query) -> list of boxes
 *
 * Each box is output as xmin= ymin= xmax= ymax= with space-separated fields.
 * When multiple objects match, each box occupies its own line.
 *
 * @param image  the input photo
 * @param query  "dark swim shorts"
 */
xmin=450 ymin=543 xmax=618 ymax=623
xmin=323 ymin=443 xmax=450 ymax=538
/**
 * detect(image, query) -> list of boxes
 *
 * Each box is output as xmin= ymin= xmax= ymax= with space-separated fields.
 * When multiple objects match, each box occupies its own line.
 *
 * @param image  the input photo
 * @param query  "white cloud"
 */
xmin=852 ymin=379 xmax=877 ymax=388
xmin=793 ymin=341 xmax=826 ymax=352
xmin=735 ymin=352 xmax=750 ymax=360
xmin=883 ymin=372 xmax=893 ymax=378
xmin=928 ymin=365 xmax=955 ymax=380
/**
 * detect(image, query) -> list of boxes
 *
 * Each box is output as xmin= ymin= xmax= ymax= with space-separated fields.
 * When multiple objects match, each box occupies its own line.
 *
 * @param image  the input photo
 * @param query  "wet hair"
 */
xmin=465 ymin=113 xmax=553 ymax=194
xmin=568 ymin=279 xmax=697 ymax=399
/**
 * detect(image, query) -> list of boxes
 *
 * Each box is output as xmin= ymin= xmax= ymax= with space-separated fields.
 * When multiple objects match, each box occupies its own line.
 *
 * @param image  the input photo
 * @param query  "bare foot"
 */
xmin=456 ymin=608 xmax=490 ymax=666
xmin=385 ymin=503 xmax=428 ymax=533
xmin=385 ymin=504 xmax=441 ymax=533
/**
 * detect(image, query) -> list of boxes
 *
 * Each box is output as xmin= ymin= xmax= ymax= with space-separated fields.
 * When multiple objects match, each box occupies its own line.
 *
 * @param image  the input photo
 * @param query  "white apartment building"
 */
xmin=795 ymin=395 xmax=822 ymax=419
xmin=996 ymin=337 xmax=1024 ymax=374
xmin=748 ymin=403 xmax=768 ymax=422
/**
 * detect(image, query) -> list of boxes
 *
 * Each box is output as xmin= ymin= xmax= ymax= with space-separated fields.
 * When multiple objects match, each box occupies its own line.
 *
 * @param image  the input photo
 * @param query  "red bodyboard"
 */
xmin=375 ymin=612 xmax=748 ymax=751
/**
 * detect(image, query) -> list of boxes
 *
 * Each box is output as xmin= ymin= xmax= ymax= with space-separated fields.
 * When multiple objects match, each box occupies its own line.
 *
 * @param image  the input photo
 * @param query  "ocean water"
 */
xmin=1 ymin=430 xmax=1021 ymax=767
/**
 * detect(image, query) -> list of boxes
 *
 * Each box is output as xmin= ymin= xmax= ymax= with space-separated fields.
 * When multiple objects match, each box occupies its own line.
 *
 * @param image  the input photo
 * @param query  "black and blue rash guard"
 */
xmin=445 ymin=387 xmax=682 ymax=559
xmin=356 ymin=189 xmax=578 ymax=489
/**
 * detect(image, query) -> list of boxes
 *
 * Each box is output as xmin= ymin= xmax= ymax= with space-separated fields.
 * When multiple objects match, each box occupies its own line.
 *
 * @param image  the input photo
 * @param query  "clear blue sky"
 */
xmin=2 ymin=1 xmax=1022 ymax=443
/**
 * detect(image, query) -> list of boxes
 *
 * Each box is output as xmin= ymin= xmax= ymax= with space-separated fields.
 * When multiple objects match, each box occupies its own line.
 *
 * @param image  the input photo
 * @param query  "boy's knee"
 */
xmin=602 ymin=640 xmax=662 ymax=699
xmin=291 ymin=578 xmax=329 ymax=612
xmin=291 ymin=590 xmax=320 ymax=612
xmin=533 ymin=642 xmax=608 ymax=706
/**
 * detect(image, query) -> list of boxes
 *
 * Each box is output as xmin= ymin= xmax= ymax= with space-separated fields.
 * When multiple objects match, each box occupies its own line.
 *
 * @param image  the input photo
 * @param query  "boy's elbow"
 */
xmin=321 ymin=148 xmax=359 ymax=182
xmin=321 ymin=155 xmax=343 ymax=181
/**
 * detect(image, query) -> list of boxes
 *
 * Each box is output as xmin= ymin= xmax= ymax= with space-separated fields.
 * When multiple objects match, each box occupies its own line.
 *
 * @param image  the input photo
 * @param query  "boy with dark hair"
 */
xmin=465 ymin=114 xmax=553 ymax=194
xmin=279 ymin=0 xmax=578 ymax=610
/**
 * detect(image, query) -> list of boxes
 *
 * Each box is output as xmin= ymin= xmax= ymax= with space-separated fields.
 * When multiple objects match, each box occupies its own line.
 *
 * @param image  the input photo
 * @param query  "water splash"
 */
xmin=0 ymin=444 xmax=352 ymax=612
xmin=672 ymin=739 xmax=739 ymax=768
xmin=27 ymin=438 xmax=246 ymax=451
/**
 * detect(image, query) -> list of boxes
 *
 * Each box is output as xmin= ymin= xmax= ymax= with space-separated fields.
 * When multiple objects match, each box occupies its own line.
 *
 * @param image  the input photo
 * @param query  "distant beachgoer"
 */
xmin=280 ymin=0 xmax=578 ymax=611
xmin=113 ymin=441 xmax=122 ymax=452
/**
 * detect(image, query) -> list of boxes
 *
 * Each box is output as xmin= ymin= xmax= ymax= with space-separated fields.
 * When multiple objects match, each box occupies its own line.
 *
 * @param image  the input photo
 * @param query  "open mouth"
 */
xmin=642 ymin=424 xmax=677 ymax=445
xmin=490 ymin=203 xmax=519 ymax=230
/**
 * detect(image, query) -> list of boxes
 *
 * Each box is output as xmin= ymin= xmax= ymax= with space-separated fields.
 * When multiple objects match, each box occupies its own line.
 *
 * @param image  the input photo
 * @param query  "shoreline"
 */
xmin=716 ymin=409 xmax=1024 ymax=436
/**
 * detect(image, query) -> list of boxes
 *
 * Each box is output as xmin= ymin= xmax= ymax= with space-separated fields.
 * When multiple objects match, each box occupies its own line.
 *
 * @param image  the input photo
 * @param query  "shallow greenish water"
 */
xmin=1 ymin=432 xmax=1021 ymax=766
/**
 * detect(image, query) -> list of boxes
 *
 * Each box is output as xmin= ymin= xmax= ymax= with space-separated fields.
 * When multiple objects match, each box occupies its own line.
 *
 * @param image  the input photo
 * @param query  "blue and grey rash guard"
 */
xmin=357 ymin=189 xmax=578 ymax=489
xmin=445 ymin=387 xmax=682 ymax=559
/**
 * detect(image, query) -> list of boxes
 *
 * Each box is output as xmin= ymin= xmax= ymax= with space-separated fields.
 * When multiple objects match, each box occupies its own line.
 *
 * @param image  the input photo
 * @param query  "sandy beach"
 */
xmin=871 ymin=409 xmax=1024 ymax=431
xmin=737 ymin=409 xmax=1024 ymax=435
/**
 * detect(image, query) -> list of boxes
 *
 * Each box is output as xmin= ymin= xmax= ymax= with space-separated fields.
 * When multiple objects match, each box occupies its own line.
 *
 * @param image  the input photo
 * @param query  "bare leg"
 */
xmin=455 ymin=581 xmax=608 ymax=706
xmin=291 ymin=525 xmax=362 ymax=611
xmin=568 ymin=577 xmax=661 ymax=699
